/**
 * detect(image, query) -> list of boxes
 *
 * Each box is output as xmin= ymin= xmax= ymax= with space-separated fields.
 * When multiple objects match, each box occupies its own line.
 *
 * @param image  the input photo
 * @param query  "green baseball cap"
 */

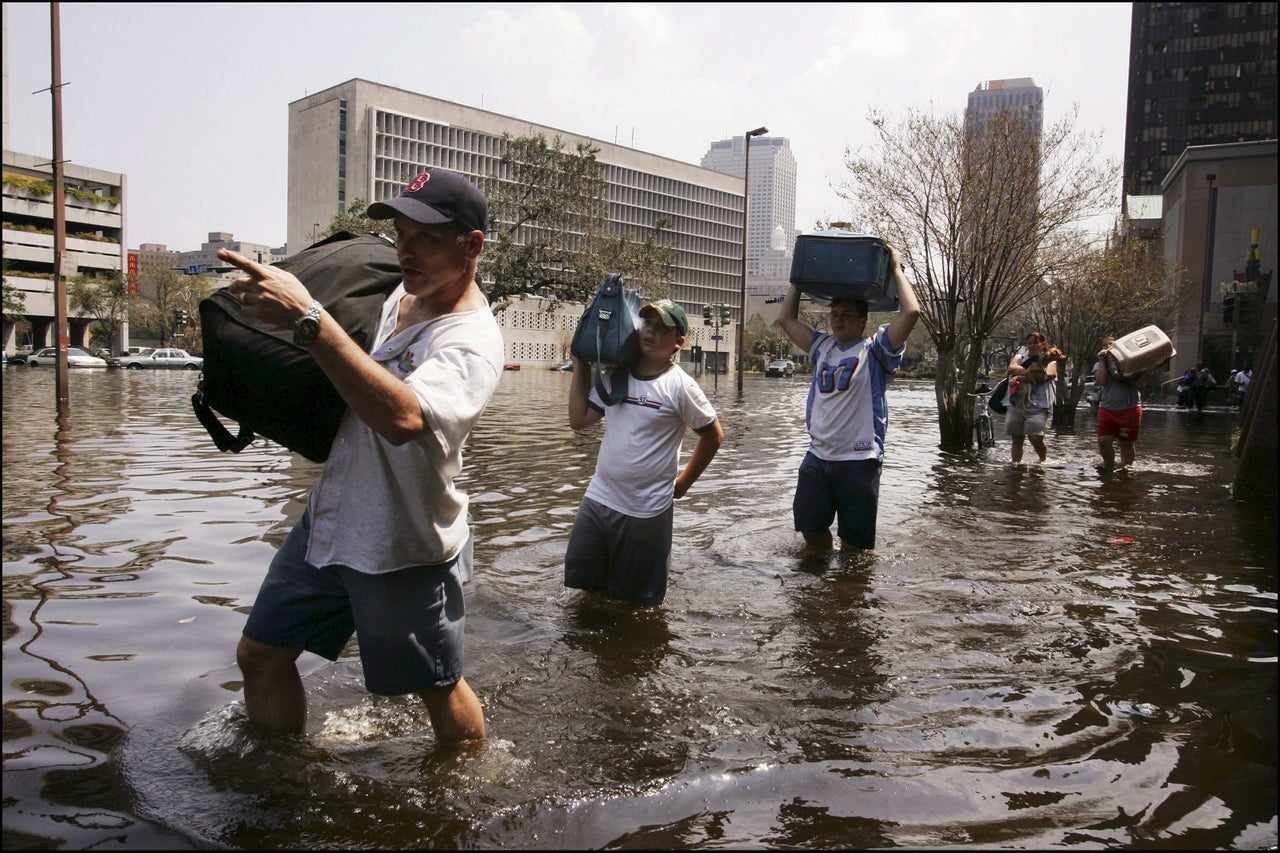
xmin=640 ymin=299 xmax=688 ymax=335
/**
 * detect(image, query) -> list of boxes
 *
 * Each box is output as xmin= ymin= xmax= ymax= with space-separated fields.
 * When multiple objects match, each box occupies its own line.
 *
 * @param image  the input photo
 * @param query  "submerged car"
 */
xmin=765 ymin=359 xmax=795 ymax=377
xmin=25 ymin=347 xmax=108 ymax=368
xmin=118 ymin=347 xmax=203 ymax=370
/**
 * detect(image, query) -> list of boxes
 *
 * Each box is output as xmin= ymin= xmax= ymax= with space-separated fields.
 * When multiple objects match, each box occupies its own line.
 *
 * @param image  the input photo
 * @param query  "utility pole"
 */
xmin=50 ymin=2 xmax=71 ymax=407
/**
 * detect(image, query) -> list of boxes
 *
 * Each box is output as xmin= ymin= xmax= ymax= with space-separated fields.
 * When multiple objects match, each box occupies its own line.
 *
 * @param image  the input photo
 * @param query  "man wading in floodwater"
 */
xmin=220 ymin=169 xmax=503 ymax=746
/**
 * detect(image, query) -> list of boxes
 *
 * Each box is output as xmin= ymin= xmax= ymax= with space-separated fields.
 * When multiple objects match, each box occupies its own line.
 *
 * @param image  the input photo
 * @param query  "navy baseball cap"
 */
xmin=367 ymin=168 xmax=488 ymax=233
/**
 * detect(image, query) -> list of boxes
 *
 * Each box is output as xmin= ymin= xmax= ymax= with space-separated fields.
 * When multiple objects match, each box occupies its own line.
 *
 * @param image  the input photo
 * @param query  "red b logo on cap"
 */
xmin=408 ymin=172 xmax=432 ymax=192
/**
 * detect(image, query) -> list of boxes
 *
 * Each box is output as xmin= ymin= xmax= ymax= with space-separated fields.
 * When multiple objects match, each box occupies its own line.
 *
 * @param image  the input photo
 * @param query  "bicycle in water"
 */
xmin=970 ymin=391 xmax=996 ymax=448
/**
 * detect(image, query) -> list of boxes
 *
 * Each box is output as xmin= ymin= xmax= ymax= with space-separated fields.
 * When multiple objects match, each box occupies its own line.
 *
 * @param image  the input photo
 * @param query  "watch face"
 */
xmin=295 ymin=317 xmax=320 ymax=345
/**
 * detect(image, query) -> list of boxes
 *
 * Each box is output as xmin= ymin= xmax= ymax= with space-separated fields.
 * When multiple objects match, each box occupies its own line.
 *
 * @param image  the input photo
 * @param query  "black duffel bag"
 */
xmin=191 ymin=231 xmax=401 ymax=463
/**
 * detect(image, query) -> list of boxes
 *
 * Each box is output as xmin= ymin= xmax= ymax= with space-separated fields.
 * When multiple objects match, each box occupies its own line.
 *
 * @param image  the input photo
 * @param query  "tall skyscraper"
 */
xmin=700 ymin=135 xmax=798 ymax=277
xmin=1123 ymin=2 xmax=1278 ymax=203
xmin=962 ymin=79 xmax=1044 ymax=277
xmin=965 ymin=77 xmax=1045 ymax=134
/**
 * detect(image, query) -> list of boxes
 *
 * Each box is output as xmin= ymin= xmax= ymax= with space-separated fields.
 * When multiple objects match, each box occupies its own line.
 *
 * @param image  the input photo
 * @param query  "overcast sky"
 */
xmin=4 ymin=2 xmax=1133 ymax=251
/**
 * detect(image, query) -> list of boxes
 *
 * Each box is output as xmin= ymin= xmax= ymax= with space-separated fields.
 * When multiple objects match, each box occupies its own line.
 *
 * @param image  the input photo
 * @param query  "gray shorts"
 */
xmin=1005 ymin=405 xmax=1049 ymax=436
xmin=564 ymin=496 xmax=673 ymax=606
xmin=242 ymin=509 xmax=466 ymax=696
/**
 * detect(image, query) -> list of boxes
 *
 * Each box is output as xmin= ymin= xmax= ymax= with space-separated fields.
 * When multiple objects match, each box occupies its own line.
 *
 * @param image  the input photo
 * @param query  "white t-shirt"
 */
xmin=305 ymin=284 xmax=505 ymax=574
xmin=805 ymin=324 xmax=904 ymax=462
xmin=584 ymin=363 xmax=717 ymax=518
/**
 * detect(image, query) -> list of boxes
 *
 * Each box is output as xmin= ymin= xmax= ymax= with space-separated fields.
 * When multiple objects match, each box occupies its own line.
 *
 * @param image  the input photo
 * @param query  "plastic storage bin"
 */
xmin=789 ymin=231 xmax=897 ymax=311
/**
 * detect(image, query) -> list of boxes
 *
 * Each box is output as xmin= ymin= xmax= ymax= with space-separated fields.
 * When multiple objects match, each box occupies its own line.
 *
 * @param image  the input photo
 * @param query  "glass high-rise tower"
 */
xmin=1123 ymin=2 xmax=1277 ymax=203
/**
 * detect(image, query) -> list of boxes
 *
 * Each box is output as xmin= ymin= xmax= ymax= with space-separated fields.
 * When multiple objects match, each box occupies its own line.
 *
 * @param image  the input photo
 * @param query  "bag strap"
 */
xmin=594 ymin=365 xmax=629 ymax=406
xmin=191 ymin=390 xmax=255 ymax=453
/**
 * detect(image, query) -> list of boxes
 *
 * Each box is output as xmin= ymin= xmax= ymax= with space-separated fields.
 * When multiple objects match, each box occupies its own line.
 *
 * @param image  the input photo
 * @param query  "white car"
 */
xmin=118 ymin=347 xmax=204 ymax=370
xmin=765 ymin=359 xmax=795 ymax=377
xmin=25 ymin=347 xmax=109 ymax=368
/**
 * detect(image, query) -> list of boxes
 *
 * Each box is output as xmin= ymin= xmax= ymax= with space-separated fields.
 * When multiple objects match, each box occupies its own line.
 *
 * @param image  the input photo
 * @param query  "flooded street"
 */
xmin=3 ymin=366 xmax=1276 ymax=849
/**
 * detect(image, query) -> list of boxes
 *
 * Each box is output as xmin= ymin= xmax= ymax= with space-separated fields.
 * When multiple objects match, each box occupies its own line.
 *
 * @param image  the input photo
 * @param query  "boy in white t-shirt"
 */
xmin=565 ymin=299 xmax=724 ymax=605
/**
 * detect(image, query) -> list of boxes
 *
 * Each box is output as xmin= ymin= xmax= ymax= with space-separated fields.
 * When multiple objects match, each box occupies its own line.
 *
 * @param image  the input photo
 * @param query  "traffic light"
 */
xmin=721 ymin=305 xmax=731 ymax=323
xmin=703 ymin=304 xmax=712 ymax=326
xmin=1222 ymin=294 xmax=1235 ymax=326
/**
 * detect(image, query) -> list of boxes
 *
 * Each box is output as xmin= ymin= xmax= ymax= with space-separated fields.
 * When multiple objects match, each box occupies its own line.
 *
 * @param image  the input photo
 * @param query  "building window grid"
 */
xmin=365 ymin=106 xmax=748 ymax=310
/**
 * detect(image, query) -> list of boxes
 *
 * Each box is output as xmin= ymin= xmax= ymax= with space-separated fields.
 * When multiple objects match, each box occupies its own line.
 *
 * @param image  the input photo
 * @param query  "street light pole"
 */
xmin=738 ymin=126 xmax=768 ymax=395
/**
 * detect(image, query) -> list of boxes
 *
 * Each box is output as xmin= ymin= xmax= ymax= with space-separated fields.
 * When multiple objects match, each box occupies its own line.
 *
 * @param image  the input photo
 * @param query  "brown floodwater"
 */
xmin=2 ymin=365 xmax=1275 ymax=850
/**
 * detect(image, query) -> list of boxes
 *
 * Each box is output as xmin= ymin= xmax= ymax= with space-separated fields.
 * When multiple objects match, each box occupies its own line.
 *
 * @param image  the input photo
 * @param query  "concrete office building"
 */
xmin=1123 ymin=1 xmax=1278 ymax=204
xmin=2 ymin=6 xmax=129 ymax=356
xmin=287 ymin=78 xmax=747 ymax=367
xmin=700 ymin=135 xmax=798 ymax=278
xmin=2 ymin=149 xmax=129 ymax=355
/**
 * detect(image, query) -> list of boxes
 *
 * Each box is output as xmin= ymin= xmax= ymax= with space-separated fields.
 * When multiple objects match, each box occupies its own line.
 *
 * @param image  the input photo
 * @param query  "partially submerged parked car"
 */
xmin=25 ymin=347 xmax=109 ymax=368
xmin=118 ymin=347 xmax=204 ymax=370
xmin=765 ymin=359 xmax=795 ymax=377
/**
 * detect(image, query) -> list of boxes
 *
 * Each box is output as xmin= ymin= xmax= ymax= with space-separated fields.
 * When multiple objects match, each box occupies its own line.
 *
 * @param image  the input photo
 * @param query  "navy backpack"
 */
xmin=570 ymin=274 xmax=644 ymax=405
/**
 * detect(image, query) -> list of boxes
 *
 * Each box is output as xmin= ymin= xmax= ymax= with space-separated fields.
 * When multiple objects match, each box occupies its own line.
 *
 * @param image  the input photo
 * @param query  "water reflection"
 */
xmin=3 ymin=367 xmax=1276 ymax=849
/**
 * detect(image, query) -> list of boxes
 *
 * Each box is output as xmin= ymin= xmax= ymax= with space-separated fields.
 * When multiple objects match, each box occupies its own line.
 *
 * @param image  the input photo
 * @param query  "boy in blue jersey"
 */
xmin=777 ymin=247 xmax=920 ymax=552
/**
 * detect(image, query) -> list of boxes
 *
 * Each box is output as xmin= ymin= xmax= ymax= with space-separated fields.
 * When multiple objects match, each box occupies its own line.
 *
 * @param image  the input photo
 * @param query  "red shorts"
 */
xmin=1098 ymin=405 xmax=1142 ymax=441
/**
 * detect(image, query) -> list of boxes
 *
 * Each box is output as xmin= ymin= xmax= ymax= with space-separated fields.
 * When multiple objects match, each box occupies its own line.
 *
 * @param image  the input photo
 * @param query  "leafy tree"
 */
xmin=69 ymin=273 xmax=131 ymax=353
xmin=323 ymin=140 xmax=676 ymax=312
xmin=752 ymin=325 xmax=794 ymax=367
xmin=481 ymin=133 xmax=609 ymax=305
xmin=837 ymin=104 xmax=1118 ymax=450
xmin=481 ymin=133 xmax=675 ymax=308
xmin=582 ymin=216 xmax=676 ymax=301
xmin=319 ymin=198 xmax=387 ymax=242
xmin=3 ymin=262 xmax=28 ymax=321
xmin=130 ymin=264 xmax=211 ymax=347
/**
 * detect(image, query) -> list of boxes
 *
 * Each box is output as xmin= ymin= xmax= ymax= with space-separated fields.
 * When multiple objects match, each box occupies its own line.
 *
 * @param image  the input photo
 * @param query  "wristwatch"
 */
xmin=293 ymin=300 xmax=322 ymax=346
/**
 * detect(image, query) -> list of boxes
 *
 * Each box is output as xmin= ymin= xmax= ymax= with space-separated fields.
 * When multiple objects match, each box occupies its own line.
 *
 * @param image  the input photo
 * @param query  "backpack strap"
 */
xmin=191 ymin=389 xmax=255 ymax=453
xmin=594 ymin=365 xmax=629 ymax=406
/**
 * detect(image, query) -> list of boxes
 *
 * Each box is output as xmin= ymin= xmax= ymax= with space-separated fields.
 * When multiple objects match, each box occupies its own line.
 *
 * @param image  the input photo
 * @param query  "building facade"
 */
xmin=965 ymin=77 xmax=1045 ymax=133
xmin=287 ymin=79 xmax=748 ymax=367
xmin=178 ymin=232 xmax=284 ymax=277
xmin=1123 ymin=1 xmax=1278 ymax=204
xmin=2 ymin=149 xmax=128 ymax=355
xmin=700 ymin=135 xmax=798 ymax=278
xmin=1160 ymin=139 xmax=1276 ymax=379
